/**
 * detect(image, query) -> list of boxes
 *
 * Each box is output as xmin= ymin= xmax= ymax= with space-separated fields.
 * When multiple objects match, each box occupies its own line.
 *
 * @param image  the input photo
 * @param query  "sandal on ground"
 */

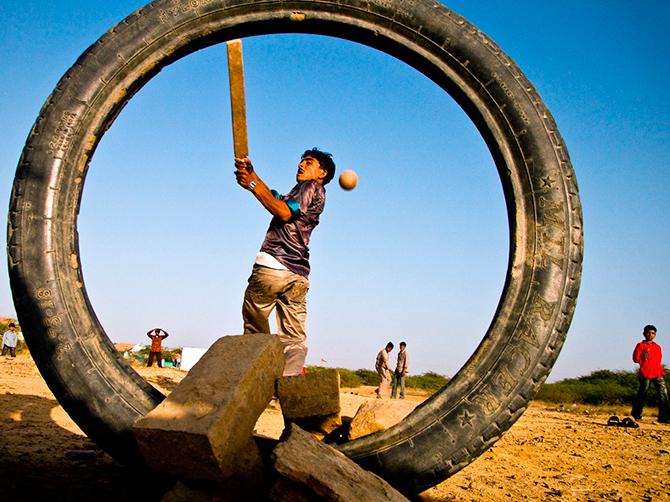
xmin=621 ymin=417 xmax=639 ymax=428
xmin=607 ymin=416 xmax=620 ymax=427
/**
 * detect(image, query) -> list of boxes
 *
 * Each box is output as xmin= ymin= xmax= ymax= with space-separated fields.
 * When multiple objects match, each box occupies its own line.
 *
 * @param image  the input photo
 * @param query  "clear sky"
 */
xmin=1 ymin=1 xmax=668 ymax=382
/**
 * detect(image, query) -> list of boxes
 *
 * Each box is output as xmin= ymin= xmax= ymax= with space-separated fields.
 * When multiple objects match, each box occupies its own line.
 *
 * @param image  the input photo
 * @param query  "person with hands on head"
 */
xmin=235 ymin=149 xmax=335 ymax=377
xmin=146 ymin=328 xmax=169 ymax=368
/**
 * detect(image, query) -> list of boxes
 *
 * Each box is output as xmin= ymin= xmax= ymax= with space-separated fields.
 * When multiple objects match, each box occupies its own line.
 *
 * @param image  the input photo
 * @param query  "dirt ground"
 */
xmin=1 ymin=354 xmax=669 ymax=502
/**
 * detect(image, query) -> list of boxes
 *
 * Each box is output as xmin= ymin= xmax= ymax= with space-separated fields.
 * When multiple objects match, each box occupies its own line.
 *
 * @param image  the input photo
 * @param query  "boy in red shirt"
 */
xmin=631 ymin=324 xmax=670 ymax=423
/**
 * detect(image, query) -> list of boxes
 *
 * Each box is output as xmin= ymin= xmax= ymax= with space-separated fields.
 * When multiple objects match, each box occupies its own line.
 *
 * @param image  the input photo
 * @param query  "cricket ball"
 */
xmin=338 ymin=169 xmax=358 ymax=190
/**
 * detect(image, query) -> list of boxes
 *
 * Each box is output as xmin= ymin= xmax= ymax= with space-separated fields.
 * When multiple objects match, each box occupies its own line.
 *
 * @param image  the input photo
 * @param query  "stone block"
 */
xmin=290 ymin=413 xmax=342 ymax=438
xmin=348 ymin=400 xmax=417 ymax=440
xmin=271 ymin=423 xmax=410 ymax=502
xmin=134 ymin=334 xmax=284 ymax=481
xmin=277 ymin=368 xmax=342 ymax=436
xmin=269 ymin=476 xmax=316 ymax=502
xmin=277 ymin=368 xmax=341 ymax=419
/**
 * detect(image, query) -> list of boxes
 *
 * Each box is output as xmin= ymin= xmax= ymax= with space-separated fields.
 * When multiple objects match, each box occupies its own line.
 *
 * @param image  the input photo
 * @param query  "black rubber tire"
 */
xmin=8 ymin=0 xmax=583 ymax=494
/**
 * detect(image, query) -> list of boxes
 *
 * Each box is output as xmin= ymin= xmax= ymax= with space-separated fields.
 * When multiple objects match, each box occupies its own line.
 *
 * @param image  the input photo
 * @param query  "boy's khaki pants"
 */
xmin=243 ymin=265 xmax=309 ymax=377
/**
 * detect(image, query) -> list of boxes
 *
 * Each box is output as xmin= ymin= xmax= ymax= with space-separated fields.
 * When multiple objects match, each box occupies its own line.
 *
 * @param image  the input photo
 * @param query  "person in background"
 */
xmin=375 ymin=342 xmax=394 ymax=398
xmin=391 ymin=341 xmax=409 ymax=400
xmin=2 ymin=323 xmax=18 ymax=358
xmin=146 ymin=328 xmax=169 ymax=368
xmin=631 ymin=324 xmax=670 ymax=423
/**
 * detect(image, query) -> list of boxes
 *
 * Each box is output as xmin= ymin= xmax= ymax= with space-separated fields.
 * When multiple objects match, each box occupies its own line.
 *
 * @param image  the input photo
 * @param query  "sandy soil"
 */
xmin=1 ymin=354 xmax=669 ymax=501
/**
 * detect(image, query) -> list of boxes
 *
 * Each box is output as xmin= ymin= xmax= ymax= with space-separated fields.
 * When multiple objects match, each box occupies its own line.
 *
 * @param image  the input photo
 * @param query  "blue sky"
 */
xmin=1 ymin=1 xmax=668 ymax=382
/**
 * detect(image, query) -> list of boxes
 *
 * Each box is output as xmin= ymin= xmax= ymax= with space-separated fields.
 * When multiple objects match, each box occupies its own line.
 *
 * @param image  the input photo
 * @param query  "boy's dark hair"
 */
xmin=644 ymin=324 xmax=657 ymax=334
xmin=386 ymin=342 xmax=394 ymax=350
xmin=8 ymin=322 xmax=15 ymax=328
xmin=400 ymin=341 xmax=406 ymax=347
xmin=302 ymin=148 xmax=336 ymax=185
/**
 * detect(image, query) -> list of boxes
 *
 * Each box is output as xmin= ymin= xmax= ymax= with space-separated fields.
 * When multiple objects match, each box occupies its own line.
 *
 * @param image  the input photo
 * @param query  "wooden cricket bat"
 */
xmin=227 ymin=39 xmax=248 ymax=159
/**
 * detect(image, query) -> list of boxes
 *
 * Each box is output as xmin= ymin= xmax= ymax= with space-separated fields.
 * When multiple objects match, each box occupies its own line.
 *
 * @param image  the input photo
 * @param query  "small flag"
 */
xmin=321 ymin=359 xmax=327 ymax=363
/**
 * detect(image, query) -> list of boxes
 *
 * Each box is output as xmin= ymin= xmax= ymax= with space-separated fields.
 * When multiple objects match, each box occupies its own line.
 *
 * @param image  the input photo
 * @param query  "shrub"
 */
xmin=304 ymin=366 xmax=450 ymax=392
xmin=336 ymin=368 xmax=364 ymax=388
xmin=129 ymin=345 xmax=181 ymax=366
xmin=0 ymin=318 xmax=19 ymax=335
xmin=405 ymin=372 xmax=450 ymax=392
xmin=537 ymin=368 xmax=669 ymax=406
xmin=304 ymin=366 xmax=364 ymax=388
xmin=161 ymin=347 xmax=182 ymax=363
xmin=354 ymin=368 xmax=380 ymax=386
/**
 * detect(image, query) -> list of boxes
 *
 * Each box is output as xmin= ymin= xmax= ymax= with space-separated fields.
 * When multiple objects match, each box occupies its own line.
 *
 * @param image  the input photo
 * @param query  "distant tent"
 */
xmin=180 ymin=347 xmax=207 ymax=372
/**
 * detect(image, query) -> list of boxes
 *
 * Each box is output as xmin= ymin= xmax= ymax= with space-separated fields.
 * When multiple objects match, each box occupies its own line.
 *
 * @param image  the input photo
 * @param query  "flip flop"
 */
xmin=621 ymin=417 xmax=639 ymax=428
xmin=607 ymin=415 xmax=620 ymax=427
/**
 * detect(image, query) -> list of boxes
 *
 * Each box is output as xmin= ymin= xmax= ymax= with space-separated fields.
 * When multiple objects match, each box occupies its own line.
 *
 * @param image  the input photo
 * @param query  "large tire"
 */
xmin=8 ymin=0 xmax=582 ymax=494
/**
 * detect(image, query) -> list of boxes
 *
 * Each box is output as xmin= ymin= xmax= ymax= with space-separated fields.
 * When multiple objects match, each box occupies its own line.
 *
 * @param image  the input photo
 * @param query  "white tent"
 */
xmin=180 ymin=347 xmax=208 ymax=372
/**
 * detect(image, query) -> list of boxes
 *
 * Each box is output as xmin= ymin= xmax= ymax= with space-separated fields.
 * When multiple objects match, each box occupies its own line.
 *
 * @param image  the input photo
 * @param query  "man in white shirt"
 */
xmin=375 ymin=342 xmax=394 ymax=398
xmin=2 ymin=323 xmax=19 ymax=358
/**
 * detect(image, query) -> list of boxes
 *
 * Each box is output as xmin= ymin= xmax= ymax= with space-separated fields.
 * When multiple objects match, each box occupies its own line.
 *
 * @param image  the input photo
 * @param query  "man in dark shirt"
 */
xmin=391 ymin=341 xmax=409 ymax=399
xmin=235 ymin=149 xmax=335 ymax=376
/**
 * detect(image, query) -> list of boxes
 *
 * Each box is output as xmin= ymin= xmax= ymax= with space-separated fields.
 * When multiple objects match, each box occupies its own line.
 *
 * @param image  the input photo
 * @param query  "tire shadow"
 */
xmin=0 ymin=392 xmax=173 ymax=501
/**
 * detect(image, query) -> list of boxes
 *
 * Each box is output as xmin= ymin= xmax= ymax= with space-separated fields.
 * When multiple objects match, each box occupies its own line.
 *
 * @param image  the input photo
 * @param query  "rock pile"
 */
xmin=133 ymin=334 xmax=411 ymax=502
